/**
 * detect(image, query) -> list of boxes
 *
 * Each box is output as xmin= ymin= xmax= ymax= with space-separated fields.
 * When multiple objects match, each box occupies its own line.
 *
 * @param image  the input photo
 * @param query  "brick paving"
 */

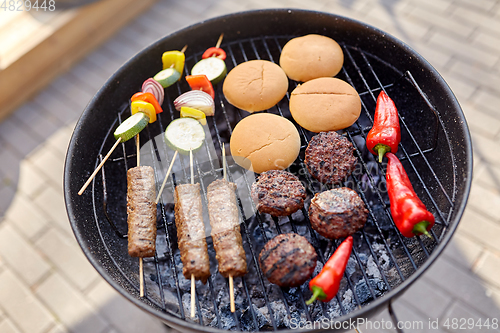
xmin=0 ymin=0 xmax=499 ymax=332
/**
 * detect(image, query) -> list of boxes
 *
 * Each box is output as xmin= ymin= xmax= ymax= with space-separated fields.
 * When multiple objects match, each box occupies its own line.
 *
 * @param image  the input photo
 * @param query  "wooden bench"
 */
xmin=0 ymin=0 xmax=158 ymax=122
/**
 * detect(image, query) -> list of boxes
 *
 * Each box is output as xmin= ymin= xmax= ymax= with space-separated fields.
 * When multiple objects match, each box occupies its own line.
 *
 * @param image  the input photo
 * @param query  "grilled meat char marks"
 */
xmin=309 ymin=187 xmax=368 ymax=239
xmin=207 ymin=179 xmax=247 ymax=278
xmin=174 ymin=183 xmax=211 ymax=284
xmin=259 ymin=233 xmax=317 ymax=287
xmin=251 ymin=170 xmax=306 ymax=216
xmin=127 ymin=166 xmax=157 ymax=258
xmin=305 ymin=131 xmax=357 ymax=185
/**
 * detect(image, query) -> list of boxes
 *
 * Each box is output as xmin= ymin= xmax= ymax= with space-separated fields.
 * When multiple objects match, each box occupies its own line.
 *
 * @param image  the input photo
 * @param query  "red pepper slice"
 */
xmin=366 ymin=91 xmax=401 ymax=163
xmin=185 ymin=74 xmax=215 ymax=99
xmin=386 ymin=152 xmax=435 ymax=238
xmin=306 ymin=236 xmax=353 ymax=304
xmin=202 ymin=47 xmax=226 ymax=60
xmin=131 ymin=92 xmax=163 ymax=114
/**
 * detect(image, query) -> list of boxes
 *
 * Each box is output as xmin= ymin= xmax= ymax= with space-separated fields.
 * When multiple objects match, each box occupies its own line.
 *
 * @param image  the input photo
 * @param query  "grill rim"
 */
xmin=64 ymin=8 xmax=473 ymax=333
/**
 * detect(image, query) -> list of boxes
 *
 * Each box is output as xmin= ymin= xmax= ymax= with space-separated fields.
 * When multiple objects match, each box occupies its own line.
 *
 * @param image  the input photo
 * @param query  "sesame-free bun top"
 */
xmin=223 ymin=60 xmax=288 ymax=112
xmin=230 ymin=113 xmax=300 ymax=174
xmin=279 ymin=34 xmax=344 ymax=82
xmin=289 ymin=77 xmax=361 ymax=133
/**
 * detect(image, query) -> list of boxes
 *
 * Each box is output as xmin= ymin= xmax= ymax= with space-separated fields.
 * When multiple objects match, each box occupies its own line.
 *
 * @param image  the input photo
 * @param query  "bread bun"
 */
xmin=279 ymin=34 xmax=344 ymax=82
xmin=289 ymin=77 xmax=361 ymax=133
xmin=223 ymin=60 xmax=288 ymax=112
xmin=230 ymin=113 xmax=300 ymax=174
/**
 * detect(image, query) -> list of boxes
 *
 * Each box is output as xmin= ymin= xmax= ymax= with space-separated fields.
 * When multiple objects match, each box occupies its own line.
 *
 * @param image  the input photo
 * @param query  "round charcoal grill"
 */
xmin=64 ymin=9 xmax=472 ymax=333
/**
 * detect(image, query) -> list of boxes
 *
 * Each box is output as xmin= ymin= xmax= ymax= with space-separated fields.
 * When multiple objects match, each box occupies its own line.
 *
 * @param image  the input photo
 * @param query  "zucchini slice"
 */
xmin=191 ymin=57 xmax=227 ymax=85
xmin=164 ymin=118 xmax=205 ymax=154
xmin=114 ymin=112 xmax=149 ymax=142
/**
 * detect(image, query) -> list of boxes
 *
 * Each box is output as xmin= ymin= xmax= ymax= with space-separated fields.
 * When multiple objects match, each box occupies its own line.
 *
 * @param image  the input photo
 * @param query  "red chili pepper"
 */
xmin=131 ymin=92 xmax=163 ymax=114
xmin=366 ymin=91 xmax=401 ymax=163
xmin=186 ymin=74 xmax=215 ymax=99
xmin=386 ymin=152 xmax=435 ymax=238
xmin=202 ymin=47 xmax=226 ymax=60
xmin=306 ymin=236 xmax=353 ymax=305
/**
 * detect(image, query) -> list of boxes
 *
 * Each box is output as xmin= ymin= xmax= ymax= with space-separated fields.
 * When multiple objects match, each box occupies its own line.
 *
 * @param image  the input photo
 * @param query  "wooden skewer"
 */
xmin=136 ymin=134 xmax=140 ymax=166
xmin=222 ymin=143 xmax=236 ymax=313
xmin=191 ymin=273 xmax=196 ymax=318
xmin=139 ymin=256 xmax=144 ymax=297
xmin=155 ymin=150 xmax=179 ymax=204
xmin=190 ymin=149 xmax=195 ymax=185
xmin=78 ymin=137 xmax=122 ymax=195
xmin=229 ymin=273 xmax=235 ymax=313
xmin=180 ymin=44 xmax=188 ymax=54
xmin=136 ymin=134 xmax=145 ymax=298
xmin=215 ymin=33 xmax=224 ymax=49
xmin=189 ymin=148 xmax=196 ymax=318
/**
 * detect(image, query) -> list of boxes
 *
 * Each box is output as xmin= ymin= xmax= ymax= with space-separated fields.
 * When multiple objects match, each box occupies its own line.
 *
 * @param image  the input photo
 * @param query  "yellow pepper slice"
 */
xmin=162 ymin=50 xmax=185 ymax=78
xmin=131 ymin=100 xmax=156 ymax=123
xmin=180 ymin=106 xmax=207 ymax=125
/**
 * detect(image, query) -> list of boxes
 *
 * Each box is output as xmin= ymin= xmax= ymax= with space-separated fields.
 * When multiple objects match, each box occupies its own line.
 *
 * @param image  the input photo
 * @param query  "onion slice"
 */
xmin=142 ymin=78 xmax=164 ymax=105
xmin=174 ymin=90 xmax=215 ymax=116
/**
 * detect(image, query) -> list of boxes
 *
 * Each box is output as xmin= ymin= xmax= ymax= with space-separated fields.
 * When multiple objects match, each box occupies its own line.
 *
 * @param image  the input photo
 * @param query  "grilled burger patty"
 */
xmin=174 ymin=183 xmax=211 ymax=284
xmin=305 ymin=131 xmax=357 ymax=185
xmin=207 ymin=179 xmax=247 ymax=278
xmin=251 ymin=170 xmax=306 ymax=216
xmin=309 ymin=187 xmax=368 ymax=239
xmin=127 ymin=166 xmax=157 ymax=258
xmin=259 ymin=233 xmax=317 ymax=287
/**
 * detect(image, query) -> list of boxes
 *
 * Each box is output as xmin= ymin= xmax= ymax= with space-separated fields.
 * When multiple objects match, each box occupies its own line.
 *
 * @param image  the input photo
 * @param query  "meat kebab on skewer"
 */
xmin=207 ymin=144 xmax=247 ymax=313
xmin=127 ymin=135 xmax=157 ymax=297
xmin=172 ymin=146 xmax=211 ymax=318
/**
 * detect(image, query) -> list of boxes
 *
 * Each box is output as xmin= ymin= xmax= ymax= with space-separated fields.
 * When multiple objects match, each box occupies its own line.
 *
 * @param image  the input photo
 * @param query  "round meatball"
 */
xmin=251 ymin=170 xmax=306 ymax=216
xmin=259 ymin=233 xmax=317 ymax=287
xmin=305 ymin=131 xmax=357 ymax=185
xmin=309 ymin=187 xmax=368 ymax=239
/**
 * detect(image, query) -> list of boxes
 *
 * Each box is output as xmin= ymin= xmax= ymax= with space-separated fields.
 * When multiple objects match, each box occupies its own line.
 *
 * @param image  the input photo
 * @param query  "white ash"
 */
xmin=345 ymin=257 xmax=357 ymax=277
xmin=366 ymin=255 xmax=382 ymax=279
xmin=341 ymin=289 xmax=356 ymax=312
xmin=270 ymin=301 xmax=290 ymax=327
xmin=371 ymin=242 xmax=391 ymax=271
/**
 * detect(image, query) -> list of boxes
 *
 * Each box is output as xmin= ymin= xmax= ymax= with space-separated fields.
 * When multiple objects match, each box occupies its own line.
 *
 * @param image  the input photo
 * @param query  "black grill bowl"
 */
xmin=64 ymin=9 xmax=472 ymax=333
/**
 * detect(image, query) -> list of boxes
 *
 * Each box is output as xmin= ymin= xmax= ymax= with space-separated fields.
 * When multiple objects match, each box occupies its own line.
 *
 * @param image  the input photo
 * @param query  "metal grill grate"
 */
xmin=92 ymin=35 xmax=456 ymax=331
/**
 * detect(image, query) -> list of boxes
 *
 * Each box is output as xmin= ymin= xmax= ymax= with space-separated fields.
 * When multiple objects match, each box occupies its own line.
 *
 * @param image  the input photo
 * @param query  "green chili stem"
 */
xmin=373 ymin=144 xmax=391 ymax=163
xmin=413 ymin=221 xmax=432 ymax=239
xmin=306 ymin=286 xmax=325 ymax=305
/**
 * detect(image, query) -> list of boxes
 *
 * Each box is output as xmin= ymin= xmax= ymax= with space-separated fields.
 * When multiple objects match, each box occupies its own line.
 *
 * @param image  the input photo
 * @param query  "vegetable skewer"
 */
xmin=78 ymin=112 xmax=150 ymax=195
xmin=79 ymin=45 xmax=187 ymax=196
